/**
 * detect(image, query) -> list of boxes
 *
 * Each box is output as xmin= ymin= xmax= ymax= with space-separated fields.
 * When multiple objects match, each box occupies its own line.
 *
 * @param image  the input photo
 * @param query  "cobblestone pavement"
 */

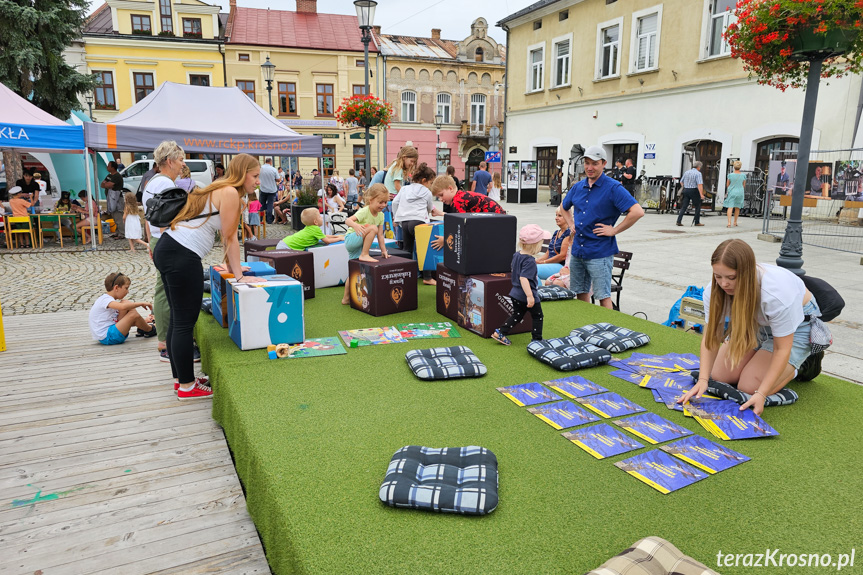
xmin=0 ymin=222 xmax=295 ymax=315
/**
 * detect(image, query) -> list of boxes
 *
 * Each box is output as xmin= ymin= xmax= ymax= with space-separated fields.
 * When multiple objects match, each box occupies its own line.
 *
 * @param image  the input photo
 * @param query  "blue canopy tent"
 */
xmin=0 ymin=82 xmax=97 ymax=247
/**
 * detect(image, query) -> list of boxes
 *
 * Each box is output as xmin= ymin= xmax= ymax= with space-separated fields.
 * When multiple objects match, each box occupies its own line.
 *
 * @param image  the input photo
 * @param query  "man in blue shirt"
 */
xmin=561 ymin=146 xmax=644 ymax=309
xmin=471 ymin=161 xmax=492 ymax=195
xmin=676 ymin=161 xmax=705 ymax=226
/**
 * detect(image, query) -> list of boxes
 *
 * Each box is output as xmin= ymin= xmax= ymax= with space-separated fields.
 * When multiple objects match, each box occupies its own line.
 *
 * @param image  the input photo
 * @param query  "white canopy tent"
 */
xmin=84 ymin=82 xmax=322 ymax=156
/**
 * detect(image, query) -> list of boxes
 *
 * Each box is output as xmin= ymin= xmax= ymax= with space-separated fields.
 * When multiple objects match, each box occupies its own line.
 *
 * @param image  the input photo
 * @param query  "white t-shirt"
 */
xmin=703 ymin=263 xmax=806 ymax=338
xmin=391 ymin=182 xmax=434 ymax=223
xmin=141 ymin=175 xmax=176 ymax=239
xmin=89 ymin=293 xmax=118 ymax=340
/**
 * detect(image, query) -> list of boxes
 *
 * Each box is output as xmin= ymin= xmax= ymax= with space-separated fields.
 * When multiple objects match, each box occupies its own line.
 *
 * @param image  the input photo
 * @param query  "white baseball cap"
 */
xmin=584 ymin=146 xmax=607 ymax=162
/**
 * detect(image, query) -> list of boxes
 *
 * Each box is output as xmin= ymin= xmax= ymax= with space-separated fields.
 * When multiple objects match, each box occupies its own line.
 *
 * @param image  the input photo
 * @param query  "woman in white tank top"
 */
xmin=153 ymin=149 xmax=261 ymax=400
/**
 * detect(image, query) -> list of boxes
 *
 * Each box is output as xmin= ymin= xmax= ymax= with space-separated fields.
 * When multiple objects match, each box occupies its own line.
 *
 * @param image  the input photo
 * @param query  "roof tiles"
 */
xmin=228 ymin=7 xmax=377 ymax=53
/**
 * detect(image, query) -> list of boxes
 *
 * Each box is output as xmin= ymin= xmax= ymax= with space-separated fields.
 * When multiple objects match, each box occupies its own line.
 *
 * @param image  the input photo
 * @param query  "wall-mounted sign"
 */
xmin=283 ymin=119 xmax=339 ymax=128
xmin=313 ymin=133 xmax=341 ymax=139
xmin=644 ymin=141 xmax=657 ymax=160
xmin=349 ymin=133 xmax=375 ymax=139
xmin=509 ymin=146 xmax=518 ymax=154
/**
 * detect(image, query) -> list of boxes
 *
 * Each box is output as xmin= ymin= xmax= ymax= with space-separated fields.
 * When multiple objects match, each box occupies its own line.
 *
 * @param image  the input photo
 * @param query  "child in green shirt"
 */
xmin=281 ymin=207 xmax=344 ymax=250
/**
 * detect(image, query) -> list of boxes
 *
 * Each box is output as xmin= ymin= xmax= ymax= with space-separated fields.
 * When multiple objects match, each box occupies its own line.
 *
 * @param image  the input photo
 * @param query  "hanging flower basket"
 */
xmin=335 ymin=95 xmax=393 ymax=130
xmin=726 ymin=0 xmax=863 ymax=90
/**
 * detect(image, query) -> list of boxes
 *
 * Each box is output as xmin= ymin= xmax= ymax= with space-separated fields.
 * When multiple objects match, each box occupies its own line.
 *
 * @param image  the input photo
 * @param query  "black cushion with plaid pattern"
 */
xmin=379 ymin=445 xmax=499 ymax=515
xmin=405 ymin=346 xmax=487 ymax=380
xmin=569 ymin=322 xmax=651 ymax=353
xmin=538 ymin=286 xmax=578 ymax=301
xmin=527 ymin=337 xmax=612 ymax=371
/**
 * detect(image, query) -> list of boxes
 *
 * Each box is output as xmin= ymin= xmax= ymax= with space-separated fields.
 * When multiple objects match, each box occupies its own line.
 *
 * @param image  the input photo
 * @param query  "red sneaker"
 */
xmin=174 ymin=376 xmax=208 ymax=395
xmin=177 ymin=380 xmax=213 ymax=400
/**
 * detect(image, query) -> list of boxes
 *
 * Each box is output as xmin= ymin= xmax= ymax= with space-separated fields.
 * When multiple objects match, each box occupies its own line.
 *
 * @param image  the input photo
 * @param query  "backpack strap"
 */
xmin=187 ymin=211 xmax=219 ymax=221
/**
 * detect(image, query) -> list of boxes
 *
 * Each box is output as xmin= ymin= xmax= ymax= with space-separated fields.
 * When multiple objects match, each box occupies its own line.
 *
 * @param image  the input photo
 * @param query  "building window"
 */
xmin=237 ymin=80 xmax=255 ymax=100
xmin=599 ymin=24 xmax=620 ymax=78
xmin=559 ymin=10 xmax=569 ymax=21
xmin=533 ymin=20 xmax=542 ymax=30
xmin=278 ymin=82 xmax=297 ymax=114
xmin=353 ymin=85 xmax=367 ymax=95
xmin=475 ymin=47 xmax=484 ymax=62
xmin=553 ymin=38 xmax=570 ymax=87
xmin=134 ymin=72 xmax=154 ymax=102
xmin=353 ymin=145 xmax=366 ymax=173
xmin=401 ymin=90 xmax=416 ymax=122
xmin=189 ymin=74 xmax=209 ymax=86
xmin=356 ymin=59 xmax=365 ymax=67
xmin=633 ymin=10 xmax=660 ymax=72
xmin=708 ymin=0 xmax=736 ymax=57
xmin=322 ymin=145 xmax=336 ymax=178
xmin=94 ymin=71 xmax=116 ymax=109
xmin=159 ymin=0 xmax=172 ymax=33
xmin=316 ymin=84 xmax=334 ymax=116
xmin=436 ymin=93 xmax=451 ymax=124
xmin=238 ymin=53 xmax=250 ymax=62
xmin=182 ymin=18 xmax=202 ymax=38
xmin=470 ymin=94 xmax=486 ymax=133
xmin=529 ymin=47 xmax=544 ymax=91
xmin=131 ymin=14 xmax=151 ymax=34
xmin=436 ymin=148 xmax=450 ymax=176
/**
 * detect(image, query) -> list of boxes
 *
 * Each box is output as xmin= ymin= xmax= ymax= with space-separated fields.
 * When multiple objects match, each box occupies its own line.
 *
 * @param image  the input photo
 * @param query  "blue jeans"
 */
xmin=569 ymin=255 xmax=613 ymax=300
xmin=259 ymin=191 xmax=277 ymax=224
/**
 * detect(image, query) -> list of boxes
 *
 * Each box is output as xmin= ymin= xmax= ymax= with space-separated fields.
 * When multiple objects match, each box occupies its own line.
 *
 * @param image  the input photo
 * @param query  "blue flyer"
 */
xmin=612 ymin=412 xmax=694 ymax=444
xmin=496 ymin=382 xmax=561 ymax=407
xmin=528 ymin=401 xmax=601 ymax=430
xmin=543 ymin=375 xmax=608 ymax=399
xmin=660 ymin=435 xmax=750 ymax=474
xmin=576 ymin=392 xmax=646 ymax=419
xmin=562 ymin=423 xmax=644 ymax=459
xmin=615 ymin=449 xmax=709 ymax=494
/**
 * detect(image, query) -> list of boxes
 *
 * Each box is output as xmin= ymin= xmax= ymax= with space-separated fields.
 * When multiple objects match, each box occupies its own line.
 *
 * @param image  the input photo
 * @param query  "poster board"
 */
xmin=517 ymin=160 xmax=538 ymax=204
xmin=506 ymin=160 xmax=520 ymax=203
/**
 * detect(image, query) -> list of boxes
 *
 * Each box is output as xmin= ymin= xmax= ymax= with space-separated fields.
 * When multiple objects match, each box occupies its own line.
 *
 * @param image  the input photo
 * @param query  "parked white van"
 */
xmin=120 ymin=159 xmax=214 ymax=195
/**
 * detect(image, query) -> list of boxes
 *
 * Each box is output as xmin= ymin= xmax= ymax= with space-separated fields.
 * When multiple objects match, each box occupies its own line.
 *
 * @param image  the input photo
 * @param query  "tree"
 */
xmin=0 ymin=0 xmax=96 ymax=188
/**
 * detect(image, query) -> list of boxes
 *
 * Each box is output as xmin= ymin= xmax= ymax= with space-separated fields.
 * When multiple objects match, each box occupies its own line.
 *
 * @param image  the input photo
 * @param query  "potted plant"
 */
xmin=335 ymin=94 xmax=393 ymax=129
xmin=291 ymin=185 xmax=320 ymax=231
xmin=726 ymin=0 xmax=863 ymax=90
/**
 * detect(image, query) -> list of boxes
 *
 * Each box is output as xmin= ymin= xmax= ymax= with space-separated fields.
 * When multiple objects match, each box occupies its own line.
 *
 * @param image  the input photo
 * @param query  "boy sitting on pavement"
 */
xmin=279 ymin=207 xmax=344 ymax=250
xmin=89 ymin=272 xmax=156 ymax=345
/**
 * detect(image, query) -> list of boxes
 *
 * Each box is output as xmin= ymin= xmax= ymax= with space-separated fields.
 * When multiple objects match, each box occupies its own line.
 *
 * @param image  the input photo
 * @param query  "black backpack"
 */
xmin=144 ymin=187 xmax=217 ymax=228
xmin=800 ymin=275 xmax=844 ymax=322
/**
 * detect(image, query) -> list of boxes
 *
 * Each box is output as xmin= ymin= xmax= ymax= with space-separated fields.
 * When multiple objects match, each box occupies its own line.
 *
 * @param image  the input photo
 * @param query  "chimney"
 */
xmin=296 ymin=0 xmax=317 ymax=13
xmin=372 ymin=25 xmax=381 ymax=36
xmin=229 ymin=0 xmax=235 ymax=5
xmin=431 ymin=28 xmax=441 ymax=40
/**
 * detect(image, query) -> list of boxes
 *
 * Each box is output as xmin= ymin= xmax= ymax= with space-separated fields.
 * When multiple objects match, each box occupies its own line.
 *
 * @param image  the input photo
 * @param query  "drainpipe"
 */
xmin=220 ymin=42 xmax=227 ymax=87
xmin=853 ymin=76 xmax=863 ymax=146
xmin=501 ymin=22 xmax=510 ymax=182
xmin=381 ymin=52 xmax=386 ymax=167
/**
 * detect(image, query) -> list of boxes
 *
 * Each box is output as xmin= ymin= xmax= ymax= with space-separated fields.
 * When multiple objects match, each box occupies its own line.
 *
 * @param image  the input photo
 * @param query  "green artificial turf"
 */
xmin=196 ymin=286 xmax=863 ymax=575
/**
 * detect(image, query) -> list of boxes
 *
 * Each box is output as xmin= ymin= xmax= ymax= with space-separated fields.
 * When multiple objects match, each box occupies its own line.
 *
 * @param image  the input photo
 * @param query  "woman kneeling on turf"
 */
xmin=680 ymin=239 xmax=822 ymax=415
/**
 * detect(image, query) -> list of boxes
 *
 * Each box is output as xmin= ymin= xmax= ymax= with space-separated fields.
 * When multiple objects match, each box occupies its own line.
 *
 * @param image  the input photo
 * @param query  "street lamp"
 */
xmin=354 ymin=0 xmax=377 ymax=174
xmin=261 ymin=55 xmax=276 ymax=115
xmin=434 ymin=112 xmax=444 ymax=174
xmin=84 ymin=92 xmax=94 ymax=121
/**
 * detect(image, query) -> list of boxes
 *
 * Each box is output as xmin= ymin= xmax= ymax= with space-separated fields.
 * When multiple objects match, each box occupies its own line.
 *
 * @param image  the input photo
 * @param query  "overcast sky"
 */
xmin=205 ymin=0 xmax=539 ymax=44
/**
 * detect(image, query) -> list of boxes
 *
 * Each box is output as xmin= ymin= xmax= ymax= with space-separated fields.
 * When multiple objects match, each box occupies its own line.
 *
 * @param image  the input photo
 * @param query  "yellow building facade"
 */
xmin=82 ymin=0 xmax=224 ymax=120
xmin=224 ymin=1 xmax=383 ymax=177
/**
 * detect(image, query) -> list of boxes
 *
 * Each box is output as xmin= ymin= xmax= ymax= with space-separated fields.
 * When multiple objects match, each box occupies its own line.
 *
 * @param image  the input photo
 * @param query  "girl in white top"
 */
xmin=488 ymin=171 xmax=502 ymax=203
xmin=122 ymin=191 xmax=148 ymax=251
xmin=680 ymin=239 xmax=820 ymax=415
xmin=153 ymin=147 xmax=259 ymax=400
xmin=391 ymin=162 xmax=445 ymax=285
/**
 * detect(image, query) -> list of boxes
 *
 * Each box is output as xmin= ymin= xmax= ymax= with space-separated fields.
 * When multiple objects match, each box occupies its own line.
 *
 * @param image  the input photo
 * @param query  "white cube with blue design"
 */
xmin=227 ymin=276 xmax=305 ymax=350
xmin=307 ymin=237 xmax=399 ymax=289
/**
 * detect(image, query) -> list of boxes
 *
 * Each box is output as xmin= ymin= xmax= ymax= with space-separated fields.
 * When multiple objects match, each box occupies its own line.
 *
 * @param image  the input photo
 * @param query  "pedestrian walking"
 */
xmin=258 ymin=157 xmax=279 ymax=224
xmin=676 ymin=161 xmax=706 ymax=227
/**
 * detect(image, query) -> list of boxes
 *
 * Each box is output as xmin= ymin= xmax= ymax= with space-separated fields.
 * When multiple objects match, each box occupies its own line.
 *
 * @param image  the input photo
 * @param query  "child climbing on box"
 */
xmin=89 ymin=272 xmax=156 ymax=345
xmin=279 ymin=207 xmax=344 ymax=250
xmin=391 ymin=162 xmax=445 ymax=286
xmin=493 ymin=224 xmax=548 ymax=345
xmin=342 ymin=183 xmax=390 ymax=305
xmin=429 ymin=175 xmax=506 ymax=250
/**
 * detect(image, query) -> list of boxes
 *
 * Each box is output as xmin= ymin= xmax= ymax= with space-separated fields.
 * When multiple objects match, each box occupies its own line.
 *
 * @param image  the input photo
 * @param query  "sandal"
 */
xmin=492 ymin=329 xmax=511 ymax=346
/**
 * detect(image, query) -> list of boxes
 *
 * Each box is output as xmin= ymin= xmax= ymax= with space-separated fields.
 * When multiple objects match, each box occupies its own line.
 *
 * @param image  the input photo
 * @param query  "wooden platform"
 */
xmin=0 ymin=310 xmax=270 ymax=574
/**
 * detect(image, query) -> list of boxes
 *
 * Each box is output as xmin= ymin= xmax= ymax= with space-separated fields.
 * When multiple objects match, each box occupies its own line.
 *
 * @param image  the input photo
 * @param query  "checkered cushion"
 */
xmin=570 ymin=322 xmax=651 ymax=353
xmin=538 ymin=286 xmax=578 ymax=301
xmin=584 ymin=536 xmax=719 ymax=575
xmin=527 ymin=337 xmax=612 ymax=371
xmin=405 ymin=346 xmax=487 ymax=380
xmin=379 ymin=445 xmax=499 ymax=515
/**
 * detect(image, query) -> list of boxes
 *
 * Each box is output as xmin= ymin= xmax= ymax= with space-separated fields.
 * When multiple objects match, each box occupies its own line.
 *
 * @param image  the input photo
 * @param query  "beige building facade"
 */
xmin=498 ymin=0 xmax=861 ymax=203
